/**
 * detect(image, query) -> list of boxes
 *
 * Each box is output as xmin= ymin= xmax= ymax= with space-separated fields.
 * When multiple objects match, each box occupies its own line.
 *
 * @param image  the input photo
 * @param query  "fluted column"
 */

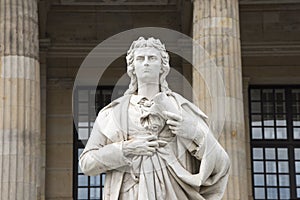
xmin=0 ymin=0 xmax=41 ymax=199
xmin=193 ymin=0 xmax=248 ymax=199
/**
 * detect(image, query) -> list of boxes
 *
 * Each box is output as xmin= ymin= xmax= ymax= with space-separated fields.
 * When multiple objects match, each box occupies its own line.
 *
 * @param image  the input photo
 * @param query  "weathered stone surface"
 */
xmin=0 ymin=0 xmax=41 ymax=199
xmin=193 ymin=0 xmax=248 ymax=199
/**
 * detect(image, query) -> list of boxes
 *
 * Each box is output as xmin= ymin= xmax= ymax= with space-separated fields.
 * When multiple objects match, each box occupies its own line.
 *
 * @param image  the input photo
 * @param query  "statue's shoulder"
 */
xmin=97 ymin=95 xmax=130 ymax=117
xmin=170 ymin=92 xmax=208 ymax=119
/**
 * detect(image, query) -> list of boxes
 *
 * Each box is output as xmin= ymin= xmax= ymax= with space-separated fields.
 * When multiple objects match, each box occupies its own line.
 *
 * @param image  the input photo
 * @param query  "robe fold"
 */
xmin=79 ymin=92 xmax=230 ymax=200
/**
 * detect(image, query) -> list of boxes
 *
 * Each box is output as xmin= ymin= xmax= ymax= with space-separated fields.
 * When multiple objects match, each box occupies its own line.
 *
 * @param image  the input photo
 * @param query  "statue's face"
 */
xmin=133 ymin=47 xmax=162 ymax=83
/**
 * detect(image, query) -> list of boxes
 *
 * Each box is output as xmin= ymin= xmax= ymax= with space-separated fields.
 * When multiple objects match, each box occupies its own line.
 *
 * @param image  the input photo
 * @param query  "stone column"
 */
xmin=193 ymin=0 xmax=248 ymax=199
xmin=0 ymin=0 xmax=41 ymax=199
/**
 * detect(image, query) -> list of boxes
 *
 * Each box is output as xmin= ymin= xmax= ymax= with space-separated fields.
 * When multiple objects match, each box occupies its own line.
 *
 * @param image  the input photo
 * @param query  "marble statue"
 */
xmin=79 ymin=37 xmax=230 ymax=200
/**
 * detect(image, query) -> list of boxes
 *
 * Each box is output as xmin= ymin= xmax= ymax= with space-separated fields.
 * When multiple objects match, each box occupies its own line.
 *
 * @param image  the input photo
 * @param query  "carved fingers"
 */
xmin=163 ymin=111 xmax=183 ymax=122
xmin=164 ymin=111 xmax=183 ymax=134
xmin=122 ymin=135 xmax=160 ymax=157
xmin=163 ymin=111 xmax=197 ymax=140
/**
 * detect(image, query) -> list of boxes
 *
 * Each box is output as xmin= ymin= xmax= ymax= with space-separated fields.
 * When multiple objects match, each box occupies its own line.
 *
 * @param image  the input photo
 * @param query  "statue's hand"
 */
xmin=164 ymin=111 xmax=199 ymax=141
xmin=122 ymin=135 xmax=159 ymax=157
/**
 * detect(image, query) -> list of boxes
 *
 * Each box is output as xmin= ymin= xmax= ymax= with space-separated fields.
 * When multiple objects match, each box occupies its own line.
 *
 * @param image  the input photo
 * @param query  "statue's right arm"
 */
xmin=78 ymin=109 xmax=131 ymax=176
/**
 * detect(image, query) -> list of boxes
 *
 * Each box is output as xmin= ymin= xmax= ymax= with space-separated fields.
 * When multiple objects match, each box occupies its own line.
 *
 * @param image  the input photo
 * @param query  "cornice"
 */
xmin=49 ymin=0 xmax=178 ymax=12
xmin=240 ymin=0 xmax=300 ymax=5
xmin=47 ymin=78 xmax=74 ymax=89
xmin=50 ymin=5 xmax=178 ymax=13
xmin=44 ymin=41 xmax=191 ymax=58
xmin=240 ymin=0 xmax=300 ymax=11
xmin=41 ymin=41 xmax=300 ymax=58
xmin=57 ymin=0 xmax=173 ymax=6
xmin=46 ymin=43 xmax=95 ymax=58
xmin=241 ymin=42 xmax=300 ymax=57
xmin=39 ymin=38 xmax=51 ymax=52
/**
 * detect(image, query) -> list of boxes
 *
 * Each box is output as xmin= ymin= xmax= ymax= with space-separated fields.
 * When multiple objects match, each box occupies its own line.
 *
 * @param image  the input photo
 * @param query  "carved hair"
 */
xmin=124 ymin=37 xmax=171 ymax=95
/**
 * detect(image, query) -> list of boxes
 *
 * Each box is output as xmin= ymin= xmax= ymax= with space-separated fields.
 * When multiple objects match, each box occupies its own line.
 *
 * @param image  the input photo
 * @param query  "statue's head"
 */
xmin=124 ymin=37 xmax=171 ymax=95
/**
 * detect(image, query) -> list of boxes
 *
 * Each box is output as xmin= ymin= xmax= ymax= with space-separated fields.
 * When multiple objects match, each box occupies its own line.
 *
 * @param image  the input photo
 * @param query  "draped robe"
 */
xmin=79 ymin=92 xmax=230 ymax=200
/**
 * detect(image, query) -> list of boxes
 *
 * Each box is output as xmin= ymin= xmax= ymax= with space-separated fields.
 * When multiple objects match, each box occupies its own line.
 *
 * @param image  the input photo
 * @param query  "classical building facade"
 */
xmin=1 ymin=0 xmax=300 ymax=199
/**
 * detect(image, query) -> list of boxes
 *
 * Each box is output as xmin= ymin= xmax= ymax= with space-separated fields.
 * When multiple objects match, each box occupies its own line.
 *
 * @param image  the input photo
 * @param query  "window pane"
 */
xmin=264 ymin=128 xmax=275 ymax=139
xmin=277 ymin=148 xmax=288 ymax=160
xmin=254 ymin=187 xmax=265 ymax=199
xmin=90 ymin=188 xmax=100 ymax=199
xmin=292 ymin=102 xmax=300 ymax=113
xmin=253 ymin=148 xmax=263 ymax=160
xmin=294 ymin=128 xmax=300 ymax=139
xmin=266 ymin=161 xmax=276 ymax=173
xmin=252 ymin=102 xmax=261 ymax=113
xmin=78 ymin=188 xmax=88 ymax=199
xmin=267 ymin=188 xmax=278 ymax=199
xmin=293 ymin=115 xmax=300 ymax=126
xmin=78 ymin=175 xmax=88 ymax=186
xmin=90 ymin=175 xmax=101 ymax=186
xmin=278 ymin=162 xmax=289 ymax=173
xmin=78 ymin=128 xmax=89 ymax=140
xmin=263 ymin=89 xmax=274 ymax=101
xmin=297 ymin=188 xmax=300 ymax=198
xmin=292 ymin=89 xmax=300 ymax=101
xmin=296 ymin=162 xmax=300 ymax=173
xmin=295 ymin=148 xmax=300 ymax=160
xmin=279 ymin=175 xmax=290 ymax=186
xmin=296 ymin=175 xmax=300 ymax=186
xmin=266 ymin=175 xmax=277 ymax=186
xmin=279 ymin=188 xmax=290 ymax=199
xmin=276 ymin=128 xmax=287 ymax=139
xmin=78 ymin=149 xmax=84 ymax=173
xmin=275 ymin=102 xmax=286 ymax=113
xmin=265 ymin=148 xmax=276 ymax=160
xmin=264 ymin=115 xmax=274 ymax=126
xmin=78 ymin=116 xmax=89 ymax=131
xmin=252 ymin=115 xmax=262 ymax=126
xmin=90 ymin=121 xmax=94 ymax=127
xmin=263 ymin=102 xmax=274 ymax=114
xmin=79 ymin=103 xmax=88 ymax=114
xmin=254 ymin=174 xmax=265 ymax=186
xmin=78 ymin=164 xmax=82 ymax=173
xmin=78 ymin=148 xmax=84 ymax=158
xmin=102 ymin=174 xmax=106 ymax=186
xmin=252 ymin=128 xmax=263 ymax=139
xmin=89 ymin=105 xmax=98 ymax=115
xmin=251 ymin=89 xmax=261 ymax=100
xmin=276 ymin=115 xmax=286 ymax=126
xmin=78 ymin=121 xmax=89 ymax=128
xmin=253 ymin=161 xmax=264 ymax=173
xmin=275 ymin=89 xmax=285 ymax=101
xmin=78 ymin=90 xmax=89 ymax=101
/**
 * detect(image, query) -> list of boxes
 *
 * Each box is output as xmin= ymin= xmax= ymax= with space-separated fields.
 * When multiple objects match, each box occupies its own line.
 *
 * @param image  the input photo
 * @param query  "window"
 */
xmin=73 ymin=86 xmax=125 ymax=200
xmin=249 ymin=86 xmax=300 ymax=199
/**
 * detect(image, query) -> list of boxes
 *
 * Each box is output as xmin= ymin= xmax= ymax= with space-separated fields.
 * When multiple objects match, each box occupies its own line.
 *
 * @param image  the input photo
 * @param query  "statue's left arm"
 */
xmin=164 ymin=98 xmax=231 ymax=199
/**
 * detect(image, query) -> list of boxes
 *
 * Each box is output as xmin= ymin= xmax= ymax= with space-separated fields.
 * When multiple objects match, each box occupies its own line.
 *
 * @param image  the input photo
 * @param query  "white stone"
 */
xmin=80 ymin=37 xmax=230 ymax=200
xmin=0 ymin=55 xmax=38 ymax=81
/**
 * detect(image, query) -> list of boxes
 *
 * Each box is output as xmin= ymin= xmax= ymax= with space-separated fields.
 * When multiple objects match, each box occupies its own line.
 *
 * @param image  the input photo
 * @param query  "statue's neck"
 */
xmin=137 ymin=82 xmax=160 ymax=99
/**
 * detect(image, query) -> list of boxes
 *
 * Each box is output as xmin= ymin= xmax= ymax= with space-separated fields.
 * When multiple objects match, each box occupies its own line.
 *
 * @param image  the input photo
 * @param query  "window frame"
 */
xmin=249 ymin=85 xmax=300 ymax=199
xmin=73 ymin=86 xmax=125 ymax=200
